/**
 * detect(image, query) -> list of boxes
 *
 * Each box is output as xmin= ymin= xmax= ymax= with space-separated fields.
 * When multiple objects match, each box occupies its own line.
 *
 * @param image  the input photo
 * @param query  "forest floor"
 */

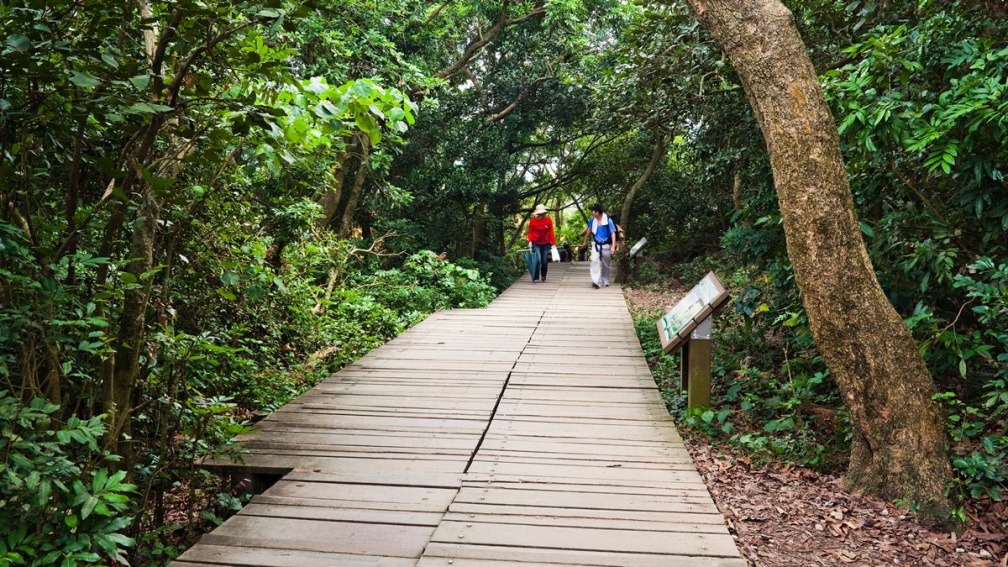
xmin=687 ymin=439 xmax=1007 ymax=567
xmin=622 ymin=285 xmax=1008 ymax=567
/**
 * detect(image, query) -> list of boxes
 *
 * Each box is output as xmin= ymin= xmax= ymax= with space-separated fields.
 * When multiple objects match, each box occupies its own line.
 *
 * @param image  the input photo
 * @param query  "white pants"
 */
xmin=590 ymin=243 xmax=612 ymax=286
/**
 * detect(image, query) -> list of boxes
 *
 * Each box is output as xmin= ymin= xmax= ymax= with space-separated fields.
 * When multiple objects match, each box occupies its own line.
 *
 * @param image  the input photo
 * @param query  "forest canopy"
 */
xmin=1 ymin=0 xmax=1006 ymax=563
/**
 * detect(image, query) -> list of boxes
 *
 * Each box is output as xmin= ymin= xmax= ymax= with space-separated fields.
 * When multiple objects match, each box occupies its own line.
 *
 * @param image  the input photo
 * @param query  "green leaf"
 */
xmin=350 ymin=80 xmax=374 ymax=99
xmin=6 ymin=34 xmax=31 ymax=53
xmin=81 ymin=495 xmax=99 ymax=519
xmin=93 ymin=468 xmax=108 ymax=493
xmin=104 ymin=533 xmax=135 ymax=547
xmin=216 ymin=287 xmax=236 ymax=301
xmin=25 ymin=470 xmax=39 ymax=490
xmin=129 ymin=75 xmax=151 ymax=91
xmin=101 ymin=51 xmax=119 ymax=69
xmin=124 ymin=102 xmax=173 ymax=115
xmin=70 ymin=71 xmax=102 ymax=89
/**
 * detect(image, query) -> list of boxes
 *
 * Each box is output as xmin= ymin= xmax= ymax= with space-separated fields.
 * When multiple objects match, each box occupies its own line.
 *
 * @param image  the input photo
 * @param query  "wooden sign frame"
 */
xmin=629 ymin=237 xmax=647 ymax=258
xmin=656 ymin=272 xmax=730 ymax=354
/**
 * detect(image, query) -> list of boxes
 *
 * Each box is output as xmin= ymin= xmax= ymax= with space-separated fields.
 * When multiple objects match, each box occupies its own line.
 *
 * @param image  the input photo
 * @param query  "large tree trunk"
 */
xmin=683 ymin=0 xmax=951 ymax=515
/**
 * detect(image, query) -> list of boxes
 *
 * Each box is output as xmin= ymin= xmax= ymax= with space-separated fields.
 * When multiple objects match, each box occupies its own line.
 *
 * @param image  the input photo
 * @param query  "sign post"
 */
xmin=656 ymin=272 xmax=729 ymax=409
xmin=627 ymin=237 xmax=647 ymax=282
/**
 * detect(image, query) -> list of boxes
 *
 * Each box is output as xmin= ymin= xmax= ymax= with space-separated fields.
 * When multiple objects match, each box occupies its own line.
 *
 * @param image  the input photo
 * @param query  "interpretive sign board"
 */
xmin=656 ymin=272 xmax=729 ymax=354
xmin=629 ymin=237 xmax=647 ymax=258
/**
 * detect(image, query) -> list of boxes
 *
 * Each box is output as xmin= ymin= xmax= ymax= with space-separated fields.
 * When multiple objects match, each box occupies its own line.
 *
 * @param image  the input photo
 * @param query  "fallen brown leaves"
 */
xmin=687 ymin=440 xmax=1008 ymax=567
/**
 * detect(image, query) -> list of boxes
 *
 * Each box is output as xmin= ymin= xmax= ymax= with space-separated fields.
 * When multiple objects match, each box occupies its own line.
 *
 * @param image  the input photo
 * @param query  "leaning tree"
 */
xmin=680 ymin=0 xmax=952 ymax=515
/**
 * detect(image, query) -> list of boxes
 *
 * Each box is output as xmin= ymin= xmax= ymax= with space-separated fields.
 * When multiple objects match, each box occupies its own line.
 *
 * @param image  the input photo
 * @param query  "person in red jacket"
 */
xmin=527 ymin=204 xmax=556 ymax=283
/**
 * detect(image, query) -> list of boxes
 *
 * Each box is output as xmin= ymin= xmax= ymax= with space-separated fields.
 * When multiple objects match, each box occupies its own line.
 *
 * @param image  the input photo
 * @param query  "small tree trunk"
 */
xmin=616 ymin=135 xmax=665 ymax=283
xmin=732 ymin=170 xmax=750 ymax=228
xmin=619 ymin=134 xmax=666 ymax=238
xmin=683 ymin=0 xmax=952 ymax=515
xmin=471 ymin=202 xmax=486 ymax=258
xmin=105 ymin=186 xmax=162 ymax=449
xmin=339 ymin=133 xmax=370 ymax=238
xmin=316 ymin=136 xmax=355 ymax=229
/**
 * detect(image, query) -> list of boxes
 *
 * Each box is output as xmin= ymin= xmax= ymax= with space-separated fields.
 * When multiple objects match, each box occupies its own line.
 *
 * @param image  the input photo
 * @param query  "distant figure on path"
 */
xmin=527 ymin=204 xmax=555 ymax=283
xmin=582 ymin=203 xmax=618 ymax=288
xmin=561 ymin=241 xmax=573 ymax=263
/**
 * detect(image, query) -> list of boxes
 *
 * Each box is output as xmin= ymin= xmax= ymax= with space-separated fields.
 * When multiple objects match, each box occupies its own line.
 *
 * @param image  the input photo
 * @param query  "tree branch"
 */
xmin=421 ymin=0 xmax=454 ymax=27
xmin=434 ymin=0 xmax=546 ymax=81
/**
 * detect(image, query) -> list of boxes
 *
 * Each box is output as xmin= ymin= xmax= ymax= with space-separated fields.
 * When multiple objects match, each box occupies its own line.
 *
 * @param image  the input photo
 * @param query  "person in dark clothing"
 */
xmin=561 ymin=241 xmax=573 ymax=263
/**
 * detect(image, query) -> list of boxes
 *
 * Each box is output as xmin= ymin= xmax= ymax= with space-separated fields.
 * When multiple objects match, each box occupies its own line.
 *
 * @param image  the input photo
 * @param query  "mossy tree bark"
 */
xmin=682 ymin=0 xmax=952 ymax=514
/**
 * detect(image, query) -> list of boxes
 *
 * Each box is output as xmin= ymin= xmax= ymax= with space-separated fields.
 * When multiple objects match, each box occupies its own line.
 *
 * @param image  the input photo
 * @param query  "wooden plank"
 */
xmin=482 ymin=420 xmax=681 ymax=441
xmin=507 ymin=374 xmax=658 ymax=389
xmin=442 ymin=510 xmax=730 ymax=533
xmin=201 ymin=516 xmax=435 ymax=558
xmin=419 ymin=544 xmax=747 ymax=567
xmin=447 ymin=502 xmax=729 ymax=526
xmin=456 ymin=479 xmax=704 ymax=497
xmin=252 ymin=414 xmax=489 ymax=432
xmin=451 ymin=486 xmax=720 ymax=513
xmin=263 ymin=481 xmax=458 ymax=508
xmin=176 ymin=544 xmax=417 ymax=566
xmin=239 ymin=502 xmax=443 ymax=526
xmin=472 ymin=450 xmax=697 ymax=467
xmin=461 ymin=460 xmax=705 ymax=486
xmin=499 ymin=388 xmax=663 ymax=404
xmin=281 ymin=470 xmax=462 ymax=489
xmin=494 ymin=403 xmax=671 ymax=421
xmin=253 ymin=494 xmax=451 ymax=514
xmin=430 ymin=520 xmax=741 ymax=557
xmin=239 ymin=447 xmax=473 ymax=460
xmin=238 ymin=433 xmax=476 ymax=451
xmin=463 ymin=454 xmax=702 ymax=471
xmin=476 ymin=437 xmax=691 ymax=458
xmin=209 ymin=454 xmax=468 ymax=475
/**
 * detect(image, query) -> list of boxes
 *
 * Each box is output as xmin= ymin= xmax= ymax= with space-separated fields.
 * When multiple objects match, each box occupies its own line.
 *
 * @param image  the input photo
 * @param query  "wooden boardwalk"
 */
xmin=174 ymin=263 xmax=745 ymax=567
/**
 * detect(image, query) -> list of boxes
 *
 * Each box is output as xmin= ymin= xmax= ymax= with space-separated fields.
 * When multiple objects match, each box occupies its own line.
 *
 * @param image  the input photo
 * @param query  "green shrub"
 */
xmin=0 ymin=394 xmax=135 ymax=566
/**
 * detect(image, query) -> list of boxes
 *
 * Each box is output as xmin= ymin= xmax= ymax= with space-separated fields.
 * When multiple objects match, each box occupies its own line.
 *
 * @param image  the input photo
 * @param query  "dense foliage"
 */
xmin=1 ymin=0 xmax=1005 ymax=561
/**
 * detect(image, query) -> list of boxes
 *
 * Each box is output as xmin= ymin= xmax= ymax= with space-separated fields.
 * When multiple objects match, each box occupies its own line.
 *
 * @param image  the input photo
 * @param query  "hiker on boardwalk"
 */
xmin=583 ymin=203 xmax=618 ymax=288
xmin=527 ymin=203 xmax=556 ymax=283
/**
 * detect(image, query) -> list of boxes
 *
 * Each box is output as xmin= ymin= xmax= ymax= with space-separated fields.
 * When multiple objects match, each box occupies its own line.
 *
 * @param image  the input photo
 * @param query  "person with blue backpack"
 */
xmin=582 ymin=203 xmax=619 ymax=288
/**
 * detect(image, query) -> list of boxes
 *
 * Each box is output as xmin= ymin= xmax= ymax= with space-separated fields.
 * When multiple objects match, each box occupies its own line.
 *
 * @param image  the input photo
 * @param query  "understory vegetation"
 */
xmin=2 ymin=0 xmax=1006 ymax=563
xmin=632 ymin=246 xmax=1007 ymax=524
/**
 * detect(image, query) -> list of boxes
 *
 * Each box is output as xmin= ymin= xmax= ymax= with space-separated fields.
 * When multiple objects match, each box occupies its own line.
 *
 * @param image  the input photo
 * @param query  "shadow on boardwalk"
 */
xmin=174 ymin=263 xmax=746 ymax=566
